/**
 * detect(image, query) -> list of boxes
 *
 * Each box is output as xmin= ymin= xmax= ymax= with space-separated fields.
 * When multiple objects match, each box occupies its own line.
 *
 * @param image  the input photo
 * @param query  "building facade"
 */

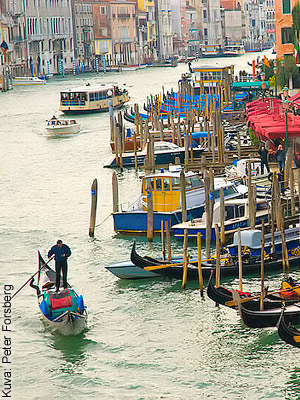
xmin=275 ymin=0 xmax=296 ymax=57
xmin=24 ymin=0 xmax=73 ymax=75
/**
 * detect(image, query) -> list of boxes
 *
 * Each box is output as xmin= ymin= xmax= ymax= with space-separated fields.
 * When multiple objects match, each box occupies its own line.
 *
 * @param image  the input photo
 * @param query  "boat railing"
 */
xmin=61 ymin=100 xmax=85 ymax=106
xmin=120 ymin=195 xmax=145 ymax=212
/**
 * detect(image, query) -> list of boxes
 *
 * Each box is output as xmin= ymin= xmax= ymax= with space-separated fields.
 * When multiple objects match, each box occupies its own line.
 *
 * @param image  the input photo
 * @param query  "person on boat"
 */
xmin=258 ymin=145 xmax=270 ymax=174
xmin=275 ymin=144 xmax=286 ymax=172
xmin=48 ymin=240 xmax=71 ymax=292
xmin=51 ymin=115 xmax=57 ymax=120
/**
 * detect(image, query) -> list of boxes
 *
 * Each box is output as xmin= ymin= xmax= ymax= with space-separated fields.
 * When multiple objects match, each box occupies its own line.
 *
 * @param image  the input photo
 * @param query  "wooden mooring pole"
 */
xmin=89 ymin=179 xmax=98 ymax=237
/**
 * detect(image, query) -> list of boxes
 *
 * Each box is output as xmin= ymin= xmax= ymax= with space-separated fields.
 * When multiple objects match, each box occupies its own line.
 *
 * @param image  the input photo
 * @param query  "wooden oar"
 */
xmin=11 ymin=254 xmax=55 ymax=299
xmin=225 ymin=284 xmax=300 ymax=307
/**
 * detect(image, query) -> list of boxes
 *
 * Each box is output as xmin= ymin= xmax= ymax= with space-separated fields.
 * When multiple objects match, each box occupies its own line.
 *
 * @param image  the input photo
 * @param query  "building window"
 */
xmin=282 ymin=0 xmax=291 ymax=14
xmin=203 ymin=9 xmax=207 ymax=20
xmin=100 ymin=6 xmax=106 ymax=14
xmin=281 ymin=27 xmax=293 ymax=44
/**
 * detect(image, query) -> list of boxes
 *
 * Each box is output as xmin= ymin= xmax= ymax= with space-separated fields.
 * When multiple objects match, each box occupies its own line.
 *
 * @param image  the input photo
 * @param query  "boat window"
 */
xmin=189 ymin=175 xmax=203 ymax=188
xmin=144 ymin=178 xmax=154 ymax=191
xmin=237 ymin=205 xmax=245 ymax=217
xmin=155 ymin=178 xmax=162 ymax=191
xmin=225 ymin=205 xmax=235 ymax=220
xmin=256 ymin=202 xmax=268 ymax=211
xmin=95 ymin=92 xmax=99 ymax=101
xmin=163 ymin=178 xmax=170 ymax=191
xmin=215 ymin=189 xmax=220 ymax=199
xmin=89 ymin=93 xmax=94 ymax=101
xmin=172 ymin=177 xmax=181 ymax=191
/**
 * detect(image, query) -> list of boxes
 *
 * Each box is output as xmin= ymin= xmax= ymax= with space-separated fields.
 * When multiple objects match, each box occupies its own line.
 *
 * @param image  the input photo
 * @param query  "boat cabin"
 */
xmin=201 ymin=198 xmax=269 ymax=223
xmin=141 ymin=169 xmax=239 ymax=213
xmin=192 ymin=65 xmax=234 ymax=93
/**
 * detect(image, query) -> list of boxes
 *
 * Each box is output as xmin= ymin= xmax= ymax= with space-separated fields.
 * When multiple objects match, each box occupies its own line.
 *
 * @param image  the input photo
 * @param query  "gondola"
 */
xmin=207 ymin=271 xmax=300 ymax=310
xmin=131 ymin=241 xmax=300 ymax=281
xmin=30 ymin=252 xmax=87 ymax=335
xmin=277 ymin=307 xmax=300 ymax=347
xmin=233 ymin=291 xmax=300 ymax=328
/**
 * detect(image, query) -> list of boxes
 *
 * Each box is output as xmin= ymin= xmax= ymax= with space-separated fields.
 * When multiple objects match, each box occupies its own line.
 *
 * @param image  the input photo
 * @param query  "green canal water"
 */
xmin=2 ymin=49 xmax=300 ymax=399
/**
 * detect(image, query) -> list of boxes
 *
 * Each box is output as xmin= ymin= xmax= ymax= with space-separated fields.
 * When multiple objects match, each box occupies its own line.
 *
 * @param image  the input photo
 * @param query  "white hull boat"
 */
xmin=13 ymin=76 xmax=46 ymax=86
xmin=46 ymin=118 xmax=80 ymax=135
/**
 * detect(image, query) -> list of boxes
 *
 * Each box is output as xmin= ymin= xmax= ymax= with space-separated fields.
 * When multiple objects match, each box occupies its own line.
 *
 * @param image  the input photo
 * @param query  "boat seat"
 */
xmin=42 ymin=281 xmax=55 ymax=290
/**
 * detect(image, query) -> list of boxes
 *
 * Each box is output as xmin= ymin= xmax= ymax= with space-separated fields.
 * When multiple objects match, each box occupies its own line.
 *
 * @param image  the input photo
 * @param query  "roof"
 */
xmin=60 ymin=84 xmax=117 ymax=92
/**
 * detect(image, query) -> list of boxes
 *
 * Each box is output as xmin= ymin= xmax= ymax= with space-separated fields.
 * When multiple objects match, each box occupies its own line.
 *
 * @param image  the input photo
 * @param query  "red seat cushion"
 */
xmin=49 ymin=289 xmax=73 ymax=310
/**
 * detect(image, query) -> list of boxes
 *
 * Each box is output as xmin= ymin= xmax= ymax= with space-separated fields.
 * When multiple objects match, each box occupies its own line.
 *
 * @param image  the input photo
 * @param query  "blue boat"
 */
xmin=112 ymin=166 xmax=245 ymax=234
xmin=227 ymin=227 xmax=300 ymax=257
xmin=105 ymin=141 xmax=204 ymax=168
xmin=172 ymin=198 xmax=270 ymax=240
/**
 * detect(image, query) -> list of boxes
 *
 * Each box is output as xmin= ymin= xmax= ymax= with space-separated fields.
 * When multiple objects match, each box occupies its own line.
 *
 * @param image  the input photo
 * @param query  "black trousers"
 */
xmin=55 ymin=261 xmax=68 ymax=290
xmin=261 ymin=160 xmax=270 ymax=174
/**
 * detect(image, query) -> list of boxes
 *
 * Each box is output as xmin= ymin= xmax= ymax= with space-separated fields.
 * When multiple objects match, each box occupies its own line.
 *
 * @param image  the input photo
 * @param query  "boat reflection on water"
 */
xmin=48 ymin=332 xmax=95 ymax=365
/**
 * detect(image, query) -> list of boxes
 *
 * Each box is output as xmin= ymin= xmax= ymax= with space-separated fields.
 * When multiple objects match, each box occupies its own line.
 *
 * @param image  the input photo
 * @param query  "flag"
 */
xmin=0 ymin=41 xmax=8 ymax=53
xmin=263 ymin=55 xmax=270 ymax=68
xmin=295 ymin=31 xmax=299 ymax=63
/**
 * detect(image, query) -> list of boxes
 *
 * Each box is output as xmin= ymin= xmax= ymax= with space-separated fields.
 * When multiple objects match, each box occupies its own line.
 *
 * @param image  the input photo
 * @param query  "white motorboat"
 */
xmin=225 ymin=158 xmax=272 ymax=189
xmin=46 ymin=118 xmax=81 ymax=135
xmin=13 ymin=76 xmax=46 ymax=86
xmin=172 ymin=198 xmax=270 ymax=240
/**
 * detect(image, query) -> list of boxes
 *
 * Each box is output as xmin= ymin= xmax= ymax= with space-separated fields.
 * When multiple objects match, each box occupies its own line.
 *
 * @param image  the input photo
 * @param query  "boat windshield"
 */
xmin=172 ymin=175 xmax=203 ymax=191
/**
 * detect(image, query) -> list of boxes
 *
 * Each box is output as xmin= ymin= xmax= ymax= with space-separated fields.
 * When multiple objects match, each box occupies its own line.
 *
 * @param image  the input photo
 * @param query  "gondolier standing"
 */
xmin=48 ymin=240 xmax=71 ymax=292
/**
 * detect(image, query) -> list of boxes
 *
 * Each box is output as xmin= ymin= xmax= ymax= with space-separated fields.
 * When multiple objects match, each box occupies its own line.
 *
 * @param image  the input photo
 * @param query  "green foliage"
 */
xmin=260 ymin=56 xmax=299 ymax=88
xmin=248 ymin=128 xmax=260 ymax=147
xmin=292 ymin=4 xmax=300 ymax=35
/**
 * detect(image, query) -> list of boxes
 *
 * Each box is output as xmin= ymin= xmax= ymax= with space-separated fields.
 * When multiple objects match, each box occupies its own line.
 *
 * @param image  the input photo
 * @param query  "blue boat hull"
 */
xmin=106 ymin=148 xmax=204 ymax=168
xmin=113 ymin=206 xmax=205 ymax=233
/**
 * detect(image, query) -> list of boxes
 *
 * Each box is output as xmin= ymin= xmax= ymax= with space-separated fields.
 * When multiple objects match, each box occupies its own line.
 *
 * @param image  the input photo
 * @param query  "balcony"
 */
xmin=13 ymin=35 xmax=24 ymax=43
xmin=118 ymin=13 xmax=131 ymax=19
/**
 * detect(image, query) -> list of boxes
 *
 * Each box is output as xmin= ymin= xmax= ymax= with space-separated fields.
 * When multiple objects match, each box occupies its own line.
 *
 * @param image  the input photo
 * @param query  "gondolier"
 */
xmin=48 ymin=240 xmax=71 ymax=292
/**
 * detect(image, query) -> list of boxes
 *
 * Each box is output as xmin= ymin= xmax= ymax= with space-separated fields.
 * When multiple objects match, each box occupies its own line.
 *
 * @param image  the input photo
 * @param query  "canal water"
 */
xmin=2 ymin=49 xmax=300 ymax=399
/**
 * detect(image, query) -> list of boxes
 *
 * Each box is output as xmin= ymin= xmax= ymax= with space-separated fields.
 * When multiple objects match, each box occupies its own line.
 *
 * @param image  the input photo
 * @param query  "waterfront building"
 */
xmin=24 ymin=0 xmax=73 ymax=75
xmin=92 ymin=1 xmax=112 ymax=67
xmin=137 ymin=0 xmax=157 ymax=62
xmin=185 ymin=2 xmax=199 ymax=57
xmin=156 ymin=0 xmax=173 ymax=60
xmin=72 ymin=0 xmax=95 ymax=70
xmin=169 ymin=0 xmax=188 ymax=57
xmin=265 ymin=0 xmax=275 ymax=44
xmin=274 ymin=0 xmax=296 ymax=57
xmin=0 ymin=0 xmax=27 ymax=76
xmin=244 ymin=0 xmax=267 ymax=51
xmin=110 ymin=1 xmax=137 ymax=65
xmin=190 ymin=0 xmax=223 ymax=50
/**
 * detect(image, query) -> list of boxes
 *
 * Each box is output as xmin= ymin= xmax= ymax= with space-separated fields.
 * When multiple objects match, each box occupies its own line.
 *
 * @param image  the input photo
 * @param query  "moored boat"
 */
xmin=105 ymin=141 xmax=204 ymax=168
xmin=45 ymin=117 xmax=80 ymax=135
xmin=233 ymin=291 xmax=300 ymax=328
xmin=104 ymin=236 xmax=300 ymax=280
xmin=277 ymin=308 xmax=300 ymax=347
xmin=30 ymin=252 xmax=87 ymax=335
xmin=207 ymin=271 xmax=300 ymax=310
xmin=227 ymin=227 xmax=300 ymax=257
xmin=171 ymin=198 xmax=269 ymax=240
xmin=112 ymin=166 xmax=243 ymax=234
xmin=13 ymin=76 xmax=46 ymax=86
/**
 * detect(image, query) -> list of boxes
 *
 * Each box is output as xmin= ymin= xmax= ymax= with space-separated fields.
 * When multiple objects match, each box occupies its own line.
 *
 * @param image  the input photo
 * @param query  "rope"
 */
xmin=95 ymin=213 xmax=112 ymax=227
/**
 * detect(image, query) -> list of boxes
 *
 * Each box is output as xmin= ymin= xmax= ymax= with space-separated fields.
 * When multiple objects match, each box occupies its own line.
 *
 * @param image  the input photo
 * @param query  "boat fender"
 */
xmin=267 ymin=172 xmax=273 ymax=182
xmin=76 ymin=295 xmax=85 ymax=313
xmin=40 ymin=300 xmax=50 ymax=316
